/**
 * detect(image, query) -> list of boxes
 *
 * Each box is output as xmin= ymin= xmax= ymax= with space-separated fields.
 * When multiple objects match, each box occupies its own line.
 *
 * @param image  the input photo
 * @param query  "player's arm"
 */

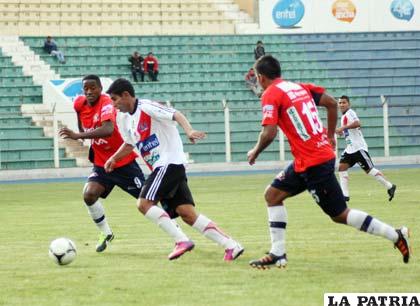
xmin=247 ymin=124 xmax=277 ymax=165
xmin=76 ymin=113 xmax=83 ymax=133
xmin=336 ymin=119 xmax=361 ymax=135
xmin=318 ymin=93 xmax=338 ymax=149
xmin=59 ymin=120 xmax=114 ymax=140
xmin=173 ymin=111 xmax=206 ymax=144
xmin=104 ymin=143 xmax=135 ymax=173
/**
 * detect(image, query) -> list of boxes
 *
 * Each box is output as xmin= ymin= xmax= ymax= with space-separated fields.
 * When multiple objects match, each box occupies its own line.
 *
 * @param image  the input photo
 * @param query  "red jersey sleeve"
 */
xmin=300 ymin=83 xmax=325 ymax=105
xmin=261 ymin=91 xmax=279 ymax=126
xmin=73 ymin=96 xmax=86 ymax=113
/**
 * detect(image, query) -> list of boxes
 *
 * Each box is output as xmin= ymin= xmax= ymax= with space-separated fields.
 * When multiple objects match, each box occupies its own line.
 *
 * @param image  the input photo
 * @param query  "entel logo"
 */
xmin=272 ymin=0 xmax=305 ymax=28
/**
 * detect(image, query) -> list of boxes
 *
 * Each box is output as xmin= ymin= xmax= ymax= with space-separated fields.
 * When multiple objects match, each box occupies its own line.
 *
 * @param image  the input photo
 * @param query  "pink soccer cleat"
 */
xmin=168 ymin=240 xmax=195 ymax=260
xmin=224 ymin=243 xmax=244 ymax=261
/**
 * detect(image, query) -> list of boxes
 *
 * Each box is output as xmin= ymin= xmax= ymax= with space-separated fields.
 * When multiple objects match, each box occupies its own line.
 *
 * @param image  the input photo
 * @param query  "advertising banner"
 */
xmin=259 ymin=0 xmax=419 ymax=33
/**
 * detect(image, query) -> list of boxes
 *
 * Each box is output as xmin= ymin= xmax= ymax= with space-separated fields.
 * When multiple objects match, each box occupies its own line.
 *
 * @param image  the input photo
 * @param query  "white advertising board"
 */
xmin=259 ymin=0 xmax=419 ymax=33
xmin=43 ymin=78 xmax=113 ymax=132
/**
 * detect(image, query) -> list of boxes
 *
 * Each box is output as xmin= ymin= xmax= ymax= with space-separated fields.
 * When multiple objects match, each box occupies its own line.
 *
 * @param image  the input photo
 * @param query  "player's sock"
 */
xmin=368 ymin=168 xmax=393 ymax=189
xmin=268 ymin=205 xmax=287 ymax=256
xmin=86 ymin=200 xmax=112 ymax=236
xmin=338 ymin=171 xmax=350 ymax=198
xmin=346 ymin=209 xmax=398 ymax=242
xmin=192 ymin=214 xmax=236 ymax=249
xmin=172 ymin=219 xmax=188 ymax=240
xmin=145 ymin=205 xmax=189 ymax=243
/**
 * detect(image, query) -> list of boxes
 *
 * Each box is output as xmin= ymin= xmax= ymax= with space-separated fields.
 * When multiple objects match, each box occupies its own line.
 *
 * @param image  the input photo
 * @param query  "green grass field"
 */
xmin=0 ymin=168 xmax=419 ymax=306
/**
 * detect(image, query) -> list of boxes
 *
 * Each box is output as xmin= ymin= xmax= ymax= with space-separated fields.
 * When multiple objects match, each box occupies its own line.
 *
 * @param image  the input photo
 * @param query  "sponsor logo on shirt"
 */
xmin=101 ymin=104 xmax=113 ymax=116
xmin=263 ymin=104 xmax=274 ymax=118
xmin=136 ymin=134 xmax=160 ymax=166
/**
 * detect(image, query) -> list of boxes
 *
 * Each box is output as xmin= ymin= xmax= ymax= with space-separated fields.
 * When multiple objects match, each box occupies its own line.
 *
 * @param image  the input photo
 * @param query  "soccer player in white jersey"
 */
xmin=336 ymin=95 xmax=396 ymax=202
xmin=103 ymin=78 xmax=244 ymax=261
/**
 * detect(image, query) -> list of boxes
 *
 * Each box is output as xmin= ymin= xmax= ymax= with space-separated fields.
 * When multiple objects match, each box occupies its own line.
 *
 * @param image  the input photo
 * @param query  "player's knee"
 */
xmin=137 ymin=198 xmax=153 ymax=215
xmin=331 ymin=209 xmax=349 ymax=224
xmin=83 ymin=192 xmax=98 ymax=206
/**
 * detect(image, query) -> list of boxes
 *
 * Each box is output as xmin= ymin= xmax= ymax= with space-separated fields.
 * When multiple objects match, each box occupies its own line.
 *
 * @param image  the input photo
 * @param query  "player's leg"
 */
xmin=138 ymin=165 xmax=193 ymax=260
xmin=309 ymin=160 xmax=410 ymax=263
xmin=83 ymin=168 xmax=115 ymax=252
xmin=131 ymin=68 xmax=138 ymax=82
xmin=170 ymin=180 xmax=244 ymax=261
xmin=338 ymin=152 xmax=353 ymax=202
xmin=358 ymin=150 xmax=396 ymax=201
xmin=250 ymin=164 xmax=305 ymax=269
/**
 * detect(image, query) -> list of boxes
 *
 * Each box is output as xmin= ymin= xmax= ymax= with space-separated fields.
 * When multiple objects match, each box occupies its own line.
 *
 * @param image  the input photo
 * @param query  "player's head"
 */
xmin=338 ymin=95 xmax=350 ymax=113
xmin=82 ymin=74 xmax=102 ymax=105
xmin=106 ymin=78 xmax=136 ymax=113
xmin=254 ymin=55 xmax=281 ymax=90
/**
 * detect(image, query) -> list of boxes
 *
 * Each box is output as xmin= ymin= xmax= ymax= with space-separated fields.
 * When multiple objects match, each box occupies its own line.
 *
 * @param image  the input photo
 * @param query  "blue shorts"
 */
xmin=87 ymin=160 xmax=145 ymax=199
xmin=271 ymin=159 xmax=347 ymax=217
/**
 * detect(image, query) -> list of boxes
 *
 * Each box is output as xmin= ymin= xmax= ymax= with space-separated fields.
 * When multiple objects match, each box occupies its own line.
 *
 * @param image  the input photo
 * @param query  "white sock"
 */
xmin=268 ymin=205 xmax=287 ymax=256
xmin=368 ymin=168 xmax=393 ymax=189
xmin=172 ymin=219 xmax=188 ymax=240
xmin=145 ymin=205 xmax=189 ymax=243
xmin=346 ymin=209 xmax=398 ymax=242
xmin=86 ymin=200 xmax=112 ymax=236
xmin=192 ymin=214 xmax=236 ymax=249
xmin=339 ymin=171 xmax=350 ymax=197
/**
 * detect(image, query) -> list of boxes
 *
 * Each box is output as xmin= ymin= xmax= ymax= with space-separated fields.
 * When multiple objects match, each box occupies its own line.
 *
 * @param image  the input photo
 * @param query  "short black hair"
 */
xmin=106 ymin=78 xmax=135 ymax=97
xmin=340 ymin=95 xmax=350 ymax=102
xmin=257 ymin=40 xmax=263 ymax=44
xmin=254 ymin=55 xmax=281 ymax=79
xmin=82 ymin=74 xmax=102 ymax=87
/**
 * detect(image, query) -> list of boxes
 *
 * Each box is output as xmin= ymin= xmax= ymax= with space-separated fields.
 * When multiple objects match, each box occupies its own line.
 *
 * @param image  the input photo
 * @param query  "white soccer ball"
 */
xmin=48 ymin=238 xmax=77 ymax=265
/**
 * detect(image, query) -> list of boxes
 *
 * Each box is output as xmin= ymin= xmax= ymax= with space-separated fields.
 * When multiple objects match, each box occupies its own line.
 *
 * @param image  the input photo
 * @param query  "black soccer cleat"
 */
xmin=96 ymin=233 xmax=114 ymax=253
xmin=249 ymin=253 xmax=287 ymax=269
xmin=388 ymin=184 xmax=396 ymax=202
xmin=394 ymin=227 xmax=410 ymax=264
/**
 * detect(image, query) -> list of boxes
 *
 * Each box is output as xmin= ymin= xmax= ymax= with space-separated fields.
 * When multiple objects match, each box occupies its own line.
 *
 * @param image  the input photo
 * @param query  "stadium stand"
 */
xmin=16 ymin=31 xmax=419 ymax=166
xmin=0 ymin=49 xmax=78 ymax=169
xmin=0 ymin=0 xmax=255 ymax=36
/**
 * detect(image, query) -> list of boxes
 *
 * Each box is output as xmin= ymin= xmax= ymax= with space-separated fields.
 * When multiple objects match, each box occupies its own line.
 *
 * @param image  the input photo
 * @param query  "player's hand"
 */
xmin=59 ymin=127 xmax=79 ymax=140
xmin=335 ymin=127 xmax=344 ymax=135
xmin=186 ymin=130 xmax=206 ymax=144
xmin=104 ymin=158 xmax=116 ymax=173
xmin=247 ymin=148 xmax=259 ymax=165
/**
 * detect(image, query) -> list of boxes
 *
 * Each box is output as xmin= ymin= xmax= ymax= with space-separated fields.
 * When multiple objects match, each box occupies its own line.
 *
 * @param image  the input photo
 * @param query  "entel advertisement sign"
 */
xmin=259 ymin=0 xmax=419 ymax=33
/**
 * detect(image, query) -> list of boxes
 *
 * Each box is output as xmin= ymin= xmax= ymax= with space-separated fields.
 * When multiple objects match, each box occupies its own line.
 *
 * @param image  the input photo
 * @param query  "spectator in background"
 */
xmin=254 ymin=40 xmax=265 ymax=61
xmin=43 ymin=36 xmax=65 ymax=64
xmin=128 ymin=51 xmax=144 ymax=83
xmin=245 ymin=68 xmax=262 ymax=97
xmin=144 ymin=52 xmax=159 ymax=81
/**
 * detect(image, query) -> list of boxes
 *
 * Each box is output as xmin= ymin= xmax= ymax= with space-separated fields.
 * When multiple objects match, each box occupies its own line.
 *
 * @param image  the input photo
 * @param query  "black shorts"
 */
xmin=140 ymin=164 xmax=195 ymax=218
xmin=271 ymin=159 xmax=347 ymax=218
xmin=339 ymin=150 xmax=374 ymax=172
xmin=88 ymin=161 xmax=145 ymax=199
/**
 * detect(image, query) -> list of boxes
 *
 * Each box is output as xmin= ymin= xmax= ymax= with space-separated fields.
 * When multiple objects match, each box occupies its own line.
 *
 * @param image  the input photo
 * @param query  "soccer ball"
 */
xmin=48 ymin=238 xmax=77 ymax=265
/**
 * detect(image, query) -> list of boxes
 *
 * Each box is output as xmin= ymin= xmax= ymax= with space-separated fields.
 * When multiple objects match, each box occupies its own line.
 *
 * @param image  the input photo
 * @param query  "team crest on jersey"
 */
xmin=138 ymin=122 xmax=149 ymax=133
xmin=101 ymin=104 xmax=113 ymax=116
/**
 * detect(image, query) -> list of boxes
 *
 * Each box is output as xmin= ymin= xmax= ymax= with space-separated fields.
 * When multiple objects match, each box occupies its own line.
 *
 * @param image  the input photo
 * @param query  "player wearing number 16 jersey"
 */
xmin=247 ymin=55 xmax=410 ymax=269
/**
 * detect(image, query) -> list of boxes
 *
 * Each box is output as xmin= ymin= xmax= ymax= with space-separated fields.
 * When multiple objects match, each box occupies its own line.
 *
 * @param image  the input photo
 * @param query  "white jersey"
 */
xmin=341 ymin=108 xmax=368 ymax=154
xmin=117 ymin=99 xmax=187 ymax=170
